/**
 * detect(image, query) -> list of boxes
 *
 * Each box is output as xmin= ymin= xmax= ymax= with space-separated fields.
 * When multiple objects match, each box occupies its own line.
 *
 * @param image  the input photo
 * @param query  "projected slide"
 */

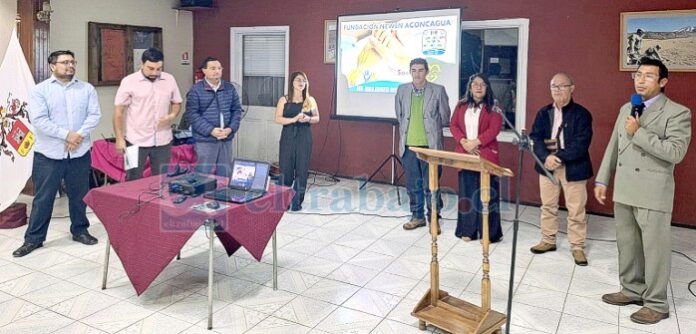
xmin=335 ymin=9 xmax=461 ymax=122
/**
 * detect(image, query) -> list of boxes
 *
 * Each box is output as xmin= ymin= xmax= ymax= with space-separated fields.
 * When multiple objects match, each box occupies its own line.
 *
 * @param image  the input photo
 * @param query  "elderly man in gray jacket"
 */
xmin=395 ymin=58 xmax=451 ymax=234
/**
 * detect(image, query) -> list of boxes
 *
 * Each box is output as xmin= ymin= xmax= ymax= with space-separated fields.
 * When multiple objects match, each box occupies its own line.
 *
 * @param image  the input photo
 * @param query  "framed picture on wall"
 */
xmin=88 ymin=22 xmax=163 ymax=86
xmin=620 ymin=9 xmax=696 ymax=72
xmin=324 ymin=20 xmax=337 ymax=64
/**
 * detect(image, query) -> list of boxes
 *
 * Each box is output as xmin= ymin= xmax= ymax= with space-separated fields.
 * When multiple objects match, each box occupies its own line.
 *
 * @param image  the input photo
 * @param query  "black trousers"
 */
xmin=456 ymin=170 xmax=503 ymax=242
xmin=279 ymin=126 xmax=312 ymax=208
xmin=25 ymin=153 xmax=91 ymax=243
xmin=126 ymin=143 xmax=172 ymax=181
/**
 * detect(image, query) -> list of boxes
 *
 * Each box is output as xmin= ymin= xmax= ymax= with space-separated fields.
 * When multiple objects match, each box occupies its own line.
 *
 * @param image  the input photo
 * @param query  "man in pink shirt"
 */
xmin=113 ymin=48 xmax=183 ymax=180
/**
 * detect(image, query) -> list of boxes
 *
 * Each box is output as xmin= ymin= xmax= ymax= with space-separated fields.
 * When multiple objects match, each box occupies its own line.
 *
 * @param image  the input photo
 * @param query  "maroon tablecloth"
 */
xmin=83 ymin=175 xmax=293 ymax=295
xmin=91 ymin=139 xmax=197 ymax=182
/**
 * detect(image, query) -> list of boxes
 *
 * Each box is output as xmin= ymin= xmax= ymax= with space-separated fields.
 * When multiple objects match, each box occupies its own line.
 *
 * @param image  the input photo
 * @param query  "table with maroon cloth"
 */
xmin=83 ymin=174 xmax=293 ymax=329
xmin=90 ymin=139 xmax=197 ymax=182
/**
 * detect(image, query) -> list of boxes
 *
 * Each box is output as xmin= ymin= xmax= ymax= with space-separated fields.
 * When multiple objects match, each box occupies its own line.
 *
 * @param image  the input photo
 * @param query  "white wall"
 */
xmin=50 ymin=0 xmax=194 ymax=139
xmin=0 ymin=0 xmax=17 ymax=58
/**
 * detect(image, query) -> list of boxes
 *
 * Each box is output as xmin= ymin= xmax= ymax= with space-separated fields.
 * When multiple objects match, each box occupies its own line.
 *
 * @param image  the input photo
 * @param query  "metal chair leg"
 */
xmin=272 ymin=230 xmax=278 ymax=290
xmin=206 ymin=219 xmax=216 ymax=330
xmin=101 ymin=238 xmax=111 ymax=290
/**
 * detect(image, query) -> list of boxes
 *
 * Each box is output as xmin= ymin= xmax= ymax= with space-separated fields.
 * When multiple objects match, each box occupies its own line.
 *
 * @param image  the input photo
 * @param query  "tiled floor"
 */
xmin=1 ymin=178 xmax=695 ymax=333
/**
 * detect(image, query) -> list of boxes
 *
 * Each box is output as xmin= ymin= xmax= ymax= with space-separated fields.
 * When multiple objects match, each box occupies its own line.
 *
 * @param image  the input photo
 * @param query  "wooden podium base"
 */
xmin=406 ymin=148 xmax=513 ymax=334
xmin=412 ymin=289 xmax=505 ymax=334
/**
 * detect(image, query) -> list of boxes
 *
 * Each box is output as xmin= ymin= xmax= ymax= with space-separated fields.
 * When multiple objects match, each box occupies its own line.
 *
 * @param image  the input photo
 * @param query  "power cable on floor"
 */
xmin=306 ymin=170 xmax=340 ymax=187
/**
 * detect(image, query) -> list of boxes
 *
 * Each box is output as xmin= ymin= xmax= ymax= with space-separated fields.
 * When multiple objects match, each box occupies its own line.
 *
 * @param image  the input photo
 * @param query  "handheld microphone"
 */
xmin=630 ymin=94 xmax=645 ymax=118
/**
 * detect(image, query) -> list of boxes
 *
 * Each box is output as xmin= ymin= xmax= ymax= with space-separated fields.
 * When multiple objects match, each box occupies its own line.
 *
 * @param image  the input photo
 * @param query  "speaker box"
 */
xmin=180 ymin=0 xmax=213 ymax=7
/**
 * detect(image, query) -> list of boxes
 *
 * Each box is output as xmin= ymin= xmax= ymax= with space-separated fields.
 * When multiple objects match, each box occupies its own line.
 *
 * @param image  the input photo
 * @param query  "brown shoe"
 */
xmin=403 ymin=218 xmax=426 ymax=230
xmin=572 ymin=250 xmax=588 ymax=266
xmin=630 ymin=307 xmax=669 ymax=324
xmin=530 ymin=242 xmax=556 ymax=254
xmin=601 ymin=292 xmax=643 ymax=306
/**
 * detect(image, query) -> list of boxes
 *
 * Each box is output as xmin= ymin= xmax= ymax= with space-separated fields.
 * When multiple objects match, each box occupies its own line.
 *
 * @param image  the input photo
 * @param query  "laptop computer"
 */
xmin=204 ymin=159 xmax=270 ymax=203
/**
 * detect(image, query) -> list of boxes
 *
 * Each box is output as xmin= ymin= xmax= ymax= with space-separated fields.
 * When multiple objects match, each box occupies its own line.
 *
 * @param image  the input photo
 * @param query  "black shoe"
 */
xmin=72 ymin=232 xmax=98 ymax=245
xmin=426 ymin=215 xmax=442 ymax=235
xmin=425 ymin=214 xmax=442 ymax=223
xmin=12 ymin=242 xmax=43 ymax=257
xmin=491 ymin=237 xmax=503 ymax=244
xmin=430 ymin=224 xmax=441 ymax=235
xmin=290 ymin=204 xmax=302 ymax=212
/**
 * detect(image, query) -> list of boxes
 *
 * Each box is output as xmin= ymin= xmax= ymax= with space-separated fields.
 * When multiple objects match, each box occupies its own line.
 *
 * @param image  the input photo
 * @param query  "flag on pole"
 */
xmin=0 ymin=28 xmax=36 ymax=212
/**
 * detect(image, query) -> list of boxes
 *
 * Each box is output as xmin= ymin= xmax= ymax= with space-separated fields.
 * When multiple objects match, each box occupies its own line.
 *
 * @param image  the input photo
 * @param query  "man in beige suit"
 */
xmin=595 ymin=57 xmax=691 ymax=325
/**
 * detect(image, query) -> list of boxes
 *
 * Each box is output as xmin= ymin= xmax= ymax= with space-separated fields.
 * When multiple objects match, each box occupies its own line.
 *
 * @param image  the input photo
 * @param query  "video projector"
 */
xmin=168 ymin=174 xmax=217 ymax=196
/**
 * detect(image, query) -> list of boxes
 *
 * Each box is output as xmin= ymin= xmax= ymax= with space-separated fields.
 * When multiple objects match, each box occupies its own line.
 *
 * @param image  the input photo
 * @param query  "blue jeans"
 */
xmin=24 ymin=152 xmax=91 ymax=244
xmin=402 ymin=148 xmax=442 ymax=219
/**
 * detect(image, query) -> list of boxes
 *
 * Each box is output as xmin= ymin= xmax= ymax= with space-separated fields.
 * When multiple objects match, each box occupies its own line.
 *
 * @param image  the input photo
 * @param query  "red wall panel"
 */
xmin=192 ymin=0 xmax=696 ymax=226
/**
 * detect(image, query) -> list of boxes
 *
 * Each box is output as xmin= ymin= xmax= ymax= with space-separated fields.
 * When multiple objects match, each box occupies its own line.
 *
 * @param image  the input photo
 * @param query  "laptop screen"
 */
xmin=229 ymin=160 xmax=269 ymax=191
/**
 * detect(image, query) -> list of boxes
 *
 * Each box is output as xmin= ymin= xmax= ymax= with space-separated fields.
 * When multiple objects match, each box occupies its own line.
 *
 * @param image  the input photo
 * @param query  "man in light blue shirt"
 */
xmin=13 ymin=50 xmax=102 ymax=257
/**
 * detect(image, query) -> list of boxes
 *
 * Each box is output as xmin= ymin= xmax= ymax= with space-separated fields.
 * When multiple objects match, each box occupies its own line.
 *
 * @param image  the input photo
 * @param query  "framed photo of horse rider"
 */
xmin=620 ymin=9 xmax=696 ymax=72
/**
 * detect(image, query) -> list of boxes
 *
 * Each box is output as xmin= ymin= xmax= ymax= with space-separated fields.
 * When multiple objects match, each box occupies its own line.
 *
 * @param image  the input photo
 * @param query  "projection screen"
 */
xmin=333 ymin=8 xmax=461 ymax=123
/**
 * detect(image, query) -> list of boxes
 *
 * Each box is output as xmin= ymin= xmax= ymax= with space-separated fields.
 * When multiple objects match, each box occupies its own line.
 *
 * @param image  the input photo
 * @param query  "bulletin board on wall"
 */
xmin=87 ymin=22 xmax=162 ymax=86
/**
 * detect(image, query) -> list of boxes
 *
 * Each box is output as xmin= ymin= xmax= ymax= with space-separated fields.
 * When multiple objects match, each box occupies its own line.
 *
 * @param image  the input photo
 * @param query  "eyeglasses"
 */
xmin=631 ymin=72 xmax=659 ymax=81
xmin=55 ymin=60 xmax=77 ymax=66
xmin=550 ymin=84 xmax=573 ymax=91
xmin=471 ymin=83 xmax=487 ymax=88
xmin=294 ymin=78 xmax=308 ymax=83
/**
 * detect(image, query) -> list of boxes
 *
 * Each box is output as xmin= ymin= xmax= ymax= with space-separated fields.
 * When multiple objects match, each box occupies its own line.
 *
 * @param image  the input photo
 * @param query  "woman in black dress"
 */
xmin=275 ymin=71 xmax=320 ymax=211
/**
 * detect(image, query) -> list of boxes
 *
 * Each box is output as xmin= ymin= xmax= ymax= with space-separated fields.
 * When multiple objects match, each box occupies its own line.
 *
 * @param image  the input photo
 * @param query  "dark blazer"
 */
xmin=186 ymin=80 xmax=243 ymax=143
xmin=450 ymin=100 xmax=503 ymax=165
xmin=530 ymin=99 xmax=593 ymax=182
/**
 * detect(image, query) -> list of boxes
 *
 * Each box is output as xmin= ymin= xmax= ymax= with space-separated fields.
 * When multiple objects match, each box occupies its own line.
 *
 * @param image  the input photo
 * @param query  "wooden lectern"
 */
xmin=409 ymin=147 xmax=514 ymax=334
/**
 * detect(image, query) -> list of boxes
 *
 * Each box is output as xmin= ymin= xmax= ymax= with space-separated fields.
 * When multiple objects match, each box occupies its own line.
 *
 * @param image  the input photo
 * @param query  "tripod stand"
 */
xmin=360 ymin=124 xmax=402 ymax=205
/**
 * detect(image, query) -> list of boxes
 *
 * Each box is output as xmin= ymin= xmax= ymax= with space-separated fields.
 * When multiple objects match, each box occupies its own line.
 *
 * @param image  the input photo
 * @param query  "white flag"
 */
xmin=0 ymin=28 xmax=36 ymax=212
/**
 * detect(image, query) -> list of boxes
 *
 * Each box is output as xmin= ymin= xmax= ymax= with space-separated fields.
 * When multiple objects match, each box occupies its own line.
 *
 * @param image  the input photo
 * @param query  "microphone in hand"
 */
xmin=630 ymin=93 xmax=645 ymax=118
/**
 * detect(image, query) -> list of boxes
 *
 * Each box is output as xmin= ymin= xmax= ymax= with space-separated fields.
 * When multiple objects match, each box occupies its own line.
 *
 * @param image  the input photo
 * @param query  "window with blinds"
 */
xmin=242 ymin=34 xmax=286 ymax=107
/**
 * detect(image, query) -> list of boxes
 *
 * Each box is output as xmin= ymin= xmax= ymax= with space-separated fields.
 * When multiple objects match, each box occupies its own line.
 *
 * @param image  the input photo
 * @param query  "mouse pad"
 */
xmin=192 ymin=202 xmax=229 ymax=213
